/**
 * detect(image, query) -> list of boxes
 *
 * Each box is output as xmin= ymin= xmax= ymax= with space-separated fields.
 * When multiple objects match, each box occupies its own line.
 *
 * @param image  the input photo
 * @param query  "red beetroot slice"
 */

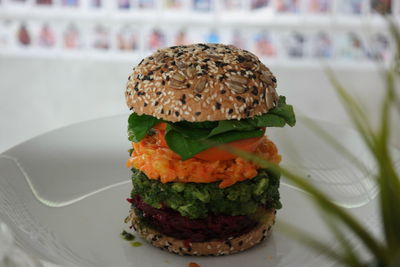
xmin=129 ymin=195 xmax=258 ymax=242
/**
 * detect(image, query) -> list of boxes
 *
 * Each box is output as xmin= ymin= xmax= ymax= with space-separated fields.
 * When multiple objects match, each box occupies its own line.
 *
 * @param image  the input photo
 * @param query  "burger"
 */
xmin=124 ymin=43 xmax=295 ymax=256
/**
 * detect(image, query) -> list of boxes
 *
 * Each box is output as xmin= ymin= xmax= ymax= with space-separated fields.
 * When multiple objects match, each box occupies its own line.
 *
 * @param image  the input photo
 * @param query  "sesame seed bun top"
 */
xmin=125 ymin=43 xmax=279 ymax=122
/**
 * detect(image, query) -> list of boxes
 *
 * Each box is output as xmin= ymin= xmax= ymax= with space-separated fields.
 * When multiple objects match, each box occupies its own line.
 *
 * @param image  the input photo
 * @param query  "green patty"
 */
xmin=130 ymin=168 xmax=281 ymax=219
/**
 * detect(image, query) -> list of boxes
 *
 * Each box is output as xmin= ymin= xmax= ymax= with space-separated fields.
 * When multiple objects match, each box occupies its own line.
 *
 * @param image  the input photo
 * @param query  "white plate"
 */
xmin=0 ymin=115 xmax=397 ymax=267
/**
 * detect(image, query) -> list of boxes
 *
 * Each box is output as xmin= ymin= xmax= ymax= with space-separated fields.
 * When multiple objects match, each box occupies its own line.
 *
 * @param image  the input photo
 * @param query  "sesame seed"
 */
xmin=251 ymin=86 xmax=258 ymax=96
xmin=236 ymin=96 xmax=245 ymax=103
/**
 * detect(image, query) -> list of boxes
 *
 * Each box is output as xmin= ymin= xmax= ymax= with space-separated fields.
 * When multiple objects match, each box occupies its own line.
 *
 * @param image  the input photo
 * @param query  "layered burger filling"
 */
xmin=125 ymin=96 xmax=295 ymax=242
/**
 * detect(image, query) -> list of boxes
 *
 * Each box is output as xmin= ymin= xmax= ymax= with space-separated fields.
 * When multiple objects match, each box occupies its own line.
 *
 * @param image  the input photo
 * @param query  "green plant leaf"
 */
xmin=376 ymin=69 xmax=400 ymax=253
xmin=277 ymin=168 xmax=386 ymax=263
xmin=388 ymin=19 xmax=400 ymax=71
xmin=221 ymin=146 xmax=387 ymax=263
xmin=279 ymin=221 xmax=354 ymax=266
xmin=302 ymin=117 xmax=369 ymax=174
xmin=321 ymin=212 xmax=364 ymax=267
xmin=326 ymin=69 xmax=376 ymax=152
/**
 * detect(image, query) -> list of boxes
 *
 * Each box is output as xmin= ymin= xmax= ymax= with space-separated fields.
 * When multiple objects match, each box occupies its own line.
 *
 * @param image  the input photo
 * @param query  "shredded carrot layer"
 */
xmin=126 ymin=135 xmax=281 ymax=188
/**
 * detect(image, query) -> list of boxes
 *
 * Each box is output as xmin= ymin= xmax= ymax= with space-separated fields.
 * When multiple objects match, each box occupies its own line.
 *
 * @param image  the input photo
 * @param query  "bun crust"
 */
xmin=125 ymin=44 xmax=278 ymax=122
xmin=126 ymin=208 xmax=276 ymax=256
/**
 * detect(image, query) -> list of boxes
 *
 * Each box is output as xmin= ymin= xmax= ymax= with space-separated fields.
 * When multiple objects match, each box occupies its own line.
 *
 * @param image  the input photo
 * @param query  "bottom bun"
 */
xmin=125 ymin=208 xmax=276 ymax=256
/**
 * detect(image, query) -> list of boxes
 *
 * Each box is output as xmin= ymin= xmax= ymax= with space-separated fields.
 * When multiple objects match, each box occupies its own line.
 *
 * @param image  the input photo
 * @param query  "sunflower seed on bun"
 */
xmin=125 ymin=43 xmax=279 ymax=122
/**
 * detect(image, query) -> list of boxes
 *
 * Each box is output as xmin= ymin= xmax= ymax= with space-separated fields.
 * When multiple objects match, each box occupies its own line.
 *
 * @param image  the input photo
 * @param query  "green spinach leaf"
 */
xmin=267 ymin=96 xmax=296 ymax=127
xmin=165 ymin=127 xmax=264 ymax=160
xmin=209 ymin=129 xmax=264 ymax=144
xmin=164 ymin=128 xmax=210 ymax=160
xmin=167 ymin=124 xmax=211 ymax=140
xmin=250 ymin=114 xmax=286 ymax=127
xmin=174 ymin=121 xmax=218 ymax=129
xmin=208 ymin=120 xmax=256 ymax=137
xmin=127 ymin=113 xmax=162 ymax=142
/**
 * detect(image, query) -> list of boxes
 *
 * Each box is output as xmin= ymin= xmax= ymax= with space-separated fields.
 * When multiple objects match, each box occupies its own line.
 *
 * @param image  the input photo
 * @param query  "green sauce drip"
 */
xmin=131 ymin=242 xmax=142 ymax=247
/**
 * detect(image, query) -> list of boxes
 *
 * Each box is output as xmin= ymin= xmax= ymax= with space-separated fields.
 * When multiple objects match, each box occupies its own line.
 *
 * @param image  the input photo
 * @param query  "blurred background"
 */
xmin=0 ymin=0 xmax=398 ymax=152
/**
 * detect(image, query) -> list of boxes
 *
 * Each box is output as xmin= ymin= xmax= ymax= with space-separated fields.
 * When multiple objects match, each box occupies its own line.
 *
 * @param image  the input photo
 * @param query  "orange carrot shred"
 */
xmin=126 ymin=135 xmax=281 ymax=187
